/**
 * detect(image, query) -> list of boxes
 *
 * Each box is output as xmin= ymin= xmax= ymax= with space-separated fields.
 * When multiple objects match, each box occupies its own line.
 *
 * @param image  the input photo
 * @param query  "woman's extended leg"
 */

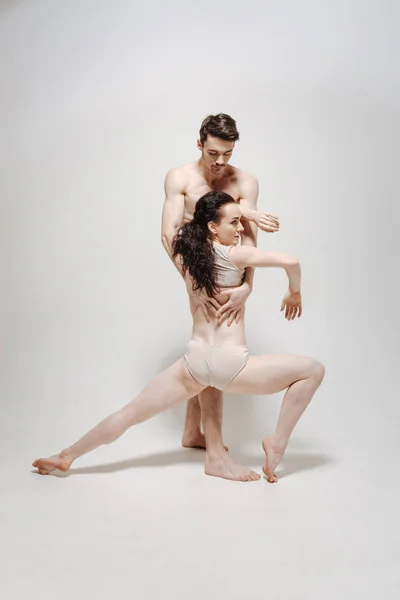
xmin=33 ymin=359 xmax=205 ymax=475
xmin=225 ymin=354 xmax=325 ymax=482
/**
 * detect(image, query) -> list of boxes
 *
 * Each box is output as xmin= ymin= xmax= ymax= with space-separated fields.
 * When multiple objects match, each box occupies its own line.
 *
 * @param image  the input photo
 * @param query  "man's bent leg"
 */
xmin=199 ymin=387 xmax=260 ymax=482
xmin=182 ymin=393 xmax=229 ymax=451
xmin=182 ymin=395 xmax=206 ymax=449
xmin=198 ymin=387 xmax=224 ymax=451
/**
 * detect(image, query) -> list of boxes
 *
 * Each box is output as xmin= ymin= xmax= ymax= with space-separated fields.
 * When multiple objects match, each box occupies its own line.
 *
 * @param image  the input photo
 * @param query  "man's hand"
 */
xmin=215 ymin=282 xmax=252 ymax=326
xmin=186 ymin=283 xmax=222 ymax=323
xmin=252 ymin=211 xmax=280 ymax=233
xmin=280 ymin=290 xmax=302 ymax=320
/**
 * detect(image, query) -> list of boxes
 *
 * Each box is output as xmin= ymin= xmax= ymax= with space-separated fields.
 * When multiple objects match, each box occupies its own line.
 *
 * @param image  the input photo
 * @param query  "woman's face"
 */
xmin=209 ymin=202 xmax=244 ymax=245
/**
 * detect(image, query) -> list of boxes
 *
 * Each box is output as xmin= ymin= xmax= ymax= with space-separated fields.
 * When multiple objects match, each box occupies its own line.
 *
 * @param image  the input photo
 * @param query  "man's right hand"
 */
xmin=186 ymin=283 xmax=221 ymax=323
xmin=252 ymin=210 xmax=280 ymax=233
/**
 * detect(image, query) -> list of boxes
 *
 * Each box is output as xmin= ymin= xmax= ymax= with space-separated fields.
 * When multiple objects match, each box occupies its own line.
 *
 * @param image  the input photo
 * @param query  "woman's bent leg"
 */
xmin=33 ymin=359 xmax=205 ymax=474
xmin=225 ymin=354 xmax=325 ymax=482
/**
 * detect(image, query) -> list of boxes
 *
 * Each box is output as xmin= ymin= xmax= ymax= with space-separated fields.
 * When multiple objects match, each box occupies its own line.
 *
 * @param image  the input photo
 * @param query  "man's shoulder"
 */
xmin=230 ymin=167 xmax=259 ymax=205
xmin=231 ymin=166 xmax=258 ymax=187
xmin=164 ymin=164 xmax=191 ymax=192
xmin=165 ymin=162 xmax=197 ymax=187
xmin=167 ymin=161 xmax=197 ymax=176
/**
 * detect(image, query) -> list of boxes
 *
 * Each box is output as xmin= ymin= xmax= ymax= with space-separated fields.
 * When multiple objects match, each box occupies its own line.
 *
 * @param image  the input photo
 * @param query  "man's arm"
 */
xmin=161 ymin=168 xmax=187 ymax=271
xmin=239 ymin=176 xmax=279 ymax=234
xmin=215 ymin=174 xmax=259 ymax=325
xmin=161 ymin=168 xmax=219 ymax=320
xmin=238 ymin=174 xmax=260 ymax=291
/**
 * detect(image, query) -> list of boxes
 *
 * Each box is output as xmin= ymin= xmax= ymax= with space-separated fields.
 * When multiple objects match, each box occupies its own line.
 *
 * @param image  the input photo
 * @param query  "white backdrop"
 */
xmin=1 ymin=1 xmax=400 ymax=598
xmin=1 ymin=0 xmax=399 ymax=457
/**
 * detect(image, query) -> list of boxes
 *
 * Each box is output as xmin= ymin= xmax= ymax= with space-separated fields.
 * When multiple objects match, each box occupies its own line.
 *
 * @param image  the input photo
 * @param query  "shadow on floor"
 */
xmin=32 ymin=447 xmax=335 ymax=478
xmin=276 ymin=452 xmax=337 ymax=479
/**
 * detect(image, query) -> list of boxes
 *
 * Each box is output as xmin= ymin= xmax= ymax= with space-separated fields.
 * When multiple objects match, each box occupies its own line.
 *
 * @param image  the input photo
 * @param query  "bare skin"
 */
xmin=33 ymin=211 xmax=324 ymax=483
xmin=262 ymin=438 xmax=280 ymax=483
xmin=32 ymin=353 xmax=324 ymax=482
xmin=181 ymin=430 xmax=228 ymax=452
xmin=33 ymin=452 xmax=72 ymax=475
xmin=161 ymin=134 xmax=279 ymax=481
xmin=32 ymin=359 xmax=258 ymax=482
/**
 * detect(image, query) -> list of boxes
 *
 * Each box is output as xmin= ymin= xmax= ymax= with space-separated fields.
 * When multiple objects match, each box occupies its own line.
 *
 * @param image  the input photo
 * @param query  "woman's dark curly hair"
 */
xmin=172 ymin=191 xmax=235 ymax=297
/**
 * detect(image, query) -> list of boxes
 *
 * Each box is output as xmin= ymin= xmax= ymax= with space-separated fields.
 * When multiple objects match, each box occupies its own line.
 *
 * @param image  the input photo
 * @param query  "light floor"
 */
xmin=3 ymin=422 xmax=399 ymax=600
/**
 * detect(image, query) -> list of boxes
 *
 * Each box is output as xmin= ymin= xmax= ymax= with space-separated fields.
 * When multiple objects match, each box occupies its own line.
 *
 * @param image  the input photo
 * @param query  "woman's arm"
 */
xmin=229 ymin=246 xmax=301 ymax=293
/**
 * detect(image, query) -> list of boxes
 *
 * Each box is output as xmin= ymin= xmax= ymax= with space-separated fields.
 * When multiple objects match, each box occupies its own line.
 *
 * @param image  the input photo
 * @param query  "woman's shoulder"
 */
xmin=228 ymin=245 xmax=256 ymax=269
xmin=213 ymin=241 xmax=233 ymax=257
xmin=213 ymin=243 xmax=245 ymax=271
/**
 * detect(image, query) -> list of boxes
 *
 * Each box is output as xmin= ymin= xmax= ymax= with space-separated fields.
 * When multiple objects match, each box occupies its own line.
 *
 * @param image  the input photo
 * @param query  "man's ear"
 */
xmin=197 ymin=139 xmax=203 ymax=151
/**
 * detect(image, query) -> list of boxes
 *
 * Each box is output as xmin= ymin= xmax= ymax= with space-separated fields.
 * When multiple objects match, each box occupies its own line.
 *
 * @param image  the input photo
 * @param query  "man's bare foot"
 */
xmin=182 ymin=431 xmax=228 ymax=452
xmin=262 ymin=437 xmax=284 ymax=483
xmin=32 ymin=451 xmax=73 ymax=475
xmin=205 ymin=453 xmax=260 ymax=482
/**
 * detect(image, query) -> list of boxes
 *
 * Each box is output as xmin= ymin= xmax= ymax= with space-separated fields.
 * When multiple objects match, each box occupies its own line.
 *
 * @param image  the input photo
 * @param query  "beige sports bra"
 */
xmin=213 ymin=242 xmax=245 ymax=288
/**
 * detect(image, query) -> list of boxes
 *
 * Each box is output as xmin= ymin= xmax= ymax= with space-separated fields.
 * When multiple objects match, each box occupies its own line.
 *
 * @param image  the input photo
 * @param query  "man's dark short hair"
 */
xmin=199 ymin=113 xmax=240 ymax=145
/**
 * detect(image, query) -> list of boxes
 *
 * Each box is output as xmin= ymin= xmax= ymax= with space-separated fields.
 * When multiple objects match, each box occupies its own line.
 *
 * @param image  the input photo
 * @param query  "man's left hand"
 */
xmin=252 ymin=210 xmax=280 ymax=233
xmin=215 ymin=283 xmax=252 ymax=326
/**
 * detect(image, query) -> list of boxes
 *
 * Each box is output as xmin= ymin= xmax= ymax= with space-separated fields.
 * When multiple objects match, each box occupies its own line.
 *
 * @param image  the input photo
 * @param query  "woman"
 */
xmin=33 ymin=192 xmax=325 ymax=483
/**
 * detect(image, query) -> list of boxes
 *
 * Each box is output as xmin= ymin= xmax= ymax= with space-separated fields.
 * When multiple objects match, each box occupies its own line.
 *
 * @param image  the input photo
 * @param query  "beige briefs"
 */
xmin=184 ymin=339 xmax=249 ymax=391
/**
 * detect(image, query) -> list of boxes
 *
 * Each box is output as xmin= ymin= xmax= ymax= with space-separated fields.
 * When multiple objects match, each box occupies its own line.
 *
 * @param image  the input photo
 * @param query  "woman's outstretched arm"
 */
xmin=230 ymin=246 xmax=301 ymax=292
xmin=230 ymin=246 xmax=302 ymax=319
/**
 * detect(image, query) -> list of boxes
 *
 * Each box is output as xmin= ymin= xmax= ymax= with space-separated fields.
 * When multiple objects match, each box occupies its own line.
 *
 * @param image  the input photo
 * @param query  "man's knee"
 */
xmin=187 ymin=395 xmax=200 ymax=406
xmin=199 ymin=386 xmax=223 ymax=406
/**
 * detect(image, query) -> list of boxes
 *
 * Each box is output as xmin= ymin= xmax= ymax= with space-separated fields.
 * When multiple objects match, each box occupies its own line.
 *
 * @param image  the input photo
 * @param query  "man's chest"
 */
xmin=184 ymin=180 xmax=241 ymax=215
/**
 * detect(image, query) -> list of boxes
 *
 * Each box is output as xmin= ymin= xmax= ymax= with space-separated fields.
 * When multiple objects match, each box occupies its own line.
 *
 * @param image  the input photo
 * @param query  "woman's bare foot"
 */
xmin=205 ymin=453 xmax=260 ymax=482
xmin=182 ymin=431 xmax=228 ymax=452
xmin=32 ymin=451 xmax=73 ymax=475
xmin=262 ymin=437 xmax=284 ymax=483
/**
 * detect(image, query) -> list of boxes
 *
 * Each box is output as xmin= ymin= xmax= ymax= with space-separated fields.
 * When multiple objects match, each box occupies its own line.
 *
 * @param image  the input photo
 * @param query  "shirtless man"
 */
xmin=161 ymin=113 xmax=280 ymax=481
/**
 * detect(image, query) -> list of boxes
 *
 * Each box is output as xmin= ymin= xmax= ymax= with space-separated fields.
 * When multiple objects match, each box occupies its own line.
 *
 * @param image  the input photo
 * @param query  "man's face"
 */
xmin=197 ymin=135 xmax=235 ymax=175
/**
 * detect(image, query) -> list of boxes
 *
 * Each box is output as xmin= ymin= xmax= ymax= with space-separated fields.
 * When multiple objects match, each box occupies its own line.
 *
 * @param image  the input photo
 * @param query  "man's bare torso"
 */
xmin=178 ymin=161 xmax=247 ymax=224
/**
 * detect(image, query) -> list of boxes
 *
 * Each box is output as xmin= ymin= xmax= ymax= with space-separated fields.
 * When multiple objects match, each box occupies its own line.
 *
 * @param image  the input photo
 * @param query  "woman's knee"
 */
xmin=310 ymin=359 xmax=325 ymax=384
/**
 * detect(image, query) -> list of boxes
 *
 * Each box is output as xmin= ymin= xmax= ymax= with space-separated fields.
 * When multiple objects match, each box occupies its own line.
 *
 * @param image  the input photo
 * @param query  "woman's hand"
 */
xmin=215 ymin=282 xmax=252 ymax=326
xmin=280 ymin=290 xmax=302 ymax=320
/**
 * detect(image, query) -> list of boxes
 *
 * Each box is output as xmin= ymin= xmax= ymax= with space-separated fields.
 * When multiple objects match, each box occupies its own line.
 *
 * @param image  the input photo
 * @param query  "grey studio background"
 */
xmin=1 ymin=1 xmax=399 ymax=599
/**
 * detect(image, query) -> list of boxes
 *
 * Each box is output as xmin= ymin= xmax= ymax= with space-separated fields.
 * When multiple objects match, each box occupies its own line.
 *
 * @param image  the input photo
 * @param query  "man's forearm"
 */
xmin=161 ymin=230 xmax=175 ymax=260
xmin=239 ymin=205 xmax=256 ymax=223
xmin=240 ymin=218 xmax=258 ymax=291
xmin=162 ymin=231 xmax=185 ymax=278
xmin=162 ymin=233 xmax=196 ymax=298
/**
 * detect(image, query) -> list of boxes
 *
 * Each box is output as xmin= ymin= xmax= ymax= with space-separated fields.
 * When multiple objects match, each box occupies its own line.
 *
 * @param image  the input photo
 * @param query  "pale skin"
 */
xmin=161 ymin=134 xmax=280 ymax=481
xmin=33 ymin=203 xmax=325 ymax=483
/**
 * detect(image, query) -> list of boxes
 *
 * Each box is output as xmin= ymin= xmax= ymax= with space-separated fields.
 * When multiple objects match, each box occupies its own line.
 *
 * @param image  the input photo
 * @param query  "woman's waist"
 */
xmin=191 ymin=320 xmax=246 ymax=346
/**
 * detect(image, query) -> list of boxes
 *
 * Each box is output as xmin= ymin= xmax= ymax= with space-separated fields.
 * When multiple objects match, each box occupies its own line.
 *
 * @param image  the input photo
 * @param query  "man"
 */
xmin=161 ymin=114 xmax=279 ymax=481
